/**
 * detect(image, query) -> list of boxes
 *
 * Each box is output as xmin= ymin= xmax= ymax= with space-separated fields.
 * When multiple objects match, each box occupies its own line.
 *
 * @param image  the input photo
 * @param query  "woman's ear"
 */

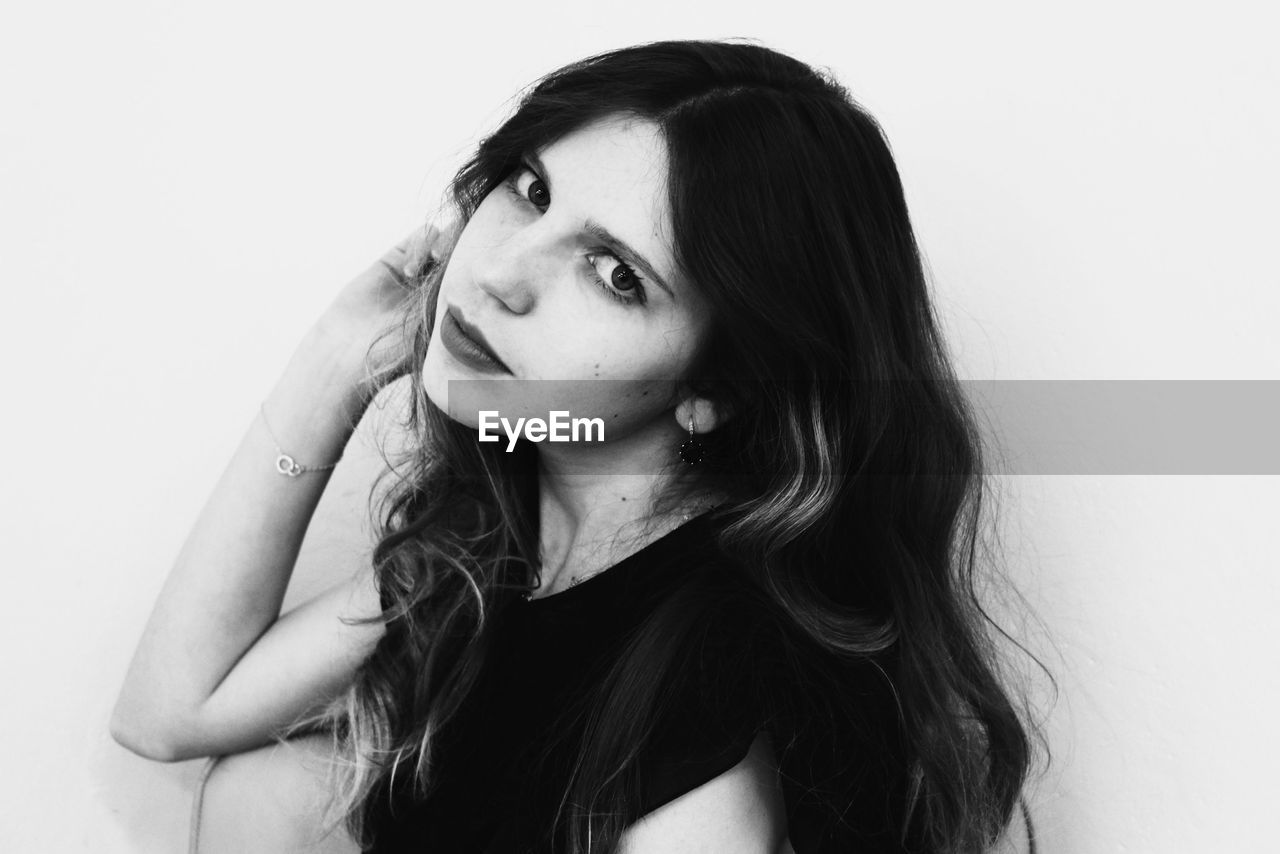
xmin=674 ymin=396 xmax=734 ymax=434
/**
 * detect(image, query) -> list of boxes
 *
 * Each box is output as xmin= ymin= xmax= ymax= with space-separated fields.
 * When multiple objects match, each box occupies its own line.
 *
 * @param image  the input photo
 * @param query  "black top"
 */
xmin=367 ymin=509 xmax=910 ymax=853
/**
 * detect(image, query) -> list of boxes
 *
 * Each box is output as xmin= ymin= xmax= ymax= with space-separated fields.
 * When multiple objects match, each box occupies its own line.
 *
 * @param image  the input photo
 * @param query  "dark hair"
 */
xmin=322 ymin=38 xmax=1045 ymax=853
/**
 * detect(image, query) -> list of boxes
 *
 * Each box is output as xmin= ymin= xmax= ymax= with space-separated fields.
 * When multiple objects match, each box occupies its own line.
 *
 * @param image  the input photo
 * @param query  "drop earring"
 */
xmin=678 ymin=415 xmax=705 ymax=466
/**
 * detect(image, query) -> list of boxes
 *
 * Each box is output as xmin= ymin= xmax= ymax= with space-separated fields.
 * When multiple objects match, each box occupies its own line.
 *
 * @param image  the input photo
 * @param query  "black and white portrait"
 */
xmin=2 ymin=3 xmax=1276 ymax=852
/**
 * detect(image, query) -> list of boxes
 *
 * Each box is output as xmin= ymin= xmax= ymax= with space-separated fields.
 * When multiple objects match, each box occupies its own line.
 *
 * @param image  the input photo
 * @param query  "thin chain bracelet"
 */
xmin=259 ymin=403 xmax=343 ymax=477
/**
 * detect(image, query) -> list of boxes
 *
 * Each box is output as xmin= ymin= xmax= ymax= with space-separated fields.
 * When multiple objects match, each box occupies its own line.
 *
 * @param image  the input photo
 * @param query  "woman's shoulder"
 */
xmin=639 ymin=564 xmax=913 ymax=845
xmin=655 ymin=560 xmax=902 ymax=744
xmin=637 ymin=555 xmax=890 ymax=747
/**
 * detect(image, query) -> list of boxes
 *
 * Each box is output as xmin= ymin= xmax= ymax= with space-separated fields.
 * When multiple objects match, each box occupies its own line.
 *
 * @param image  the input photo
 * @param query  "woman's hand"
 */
xmin=312 ymin=219 xmax=457 ymax=396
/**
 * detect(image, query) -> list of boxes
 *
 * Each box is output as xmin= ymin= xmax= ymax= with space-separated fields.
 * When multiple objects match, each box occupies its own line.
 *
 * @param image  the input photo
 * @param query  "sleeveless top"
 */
xmin=366 ymin=509 xmax=911 ymax=853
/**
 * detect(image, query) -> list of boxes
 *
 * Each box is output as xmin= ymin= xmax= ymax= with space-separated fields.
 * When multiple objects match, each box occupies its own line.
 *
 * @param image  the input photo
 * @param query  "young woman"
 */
xmin=112 ymin=39 xmax=1041 ymax=853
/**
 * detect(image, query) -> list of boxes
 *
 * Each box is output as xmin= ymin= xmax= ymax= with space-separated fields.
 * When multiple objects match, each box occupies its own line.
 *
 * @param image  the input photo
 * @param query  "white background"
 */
xmin=2 ymin=2 xmax=1277 ymax=851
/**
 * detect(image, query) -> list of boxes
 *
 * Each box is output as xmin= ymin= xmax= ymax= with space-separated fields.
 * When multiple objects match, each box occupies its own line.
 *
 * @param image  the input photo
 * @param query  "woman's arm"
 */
xmin=618 ymin=731 xmax=791 ymax=854
xmin=110 ymin=228 xmax=439 ymax=762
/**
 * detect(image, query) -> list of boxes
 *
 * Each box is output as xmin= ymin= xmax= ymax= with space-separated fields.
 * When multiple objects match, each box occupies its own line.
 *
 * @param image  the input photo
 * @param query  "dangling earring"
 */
xmin=678 ymin=415 xmax=705 ymax=466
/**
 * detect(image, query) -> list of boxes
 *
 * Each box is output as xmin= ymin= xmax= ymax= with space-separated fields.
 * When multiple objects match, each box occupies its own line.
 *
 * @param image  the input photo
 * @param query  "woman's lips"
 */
xmin=441 ymin=307 xmax=512 ymax=374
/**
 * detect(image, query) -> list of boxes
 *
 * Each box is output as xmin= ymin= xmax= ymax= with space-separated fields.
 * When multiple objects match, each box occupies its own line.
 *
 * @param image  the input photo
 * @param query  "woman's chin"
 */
xmin=420 ymin=359 xmax=488 ymax=430
xmin=421 ymin=348 xmax=465 ymax=421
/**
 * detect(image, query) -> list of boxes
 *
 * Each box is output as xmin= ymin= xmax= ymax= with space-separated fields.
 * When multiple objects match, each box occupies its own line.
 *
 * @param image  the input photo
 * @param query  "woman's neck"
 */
xmin=533 ymin=469 xmax=723 ymax=594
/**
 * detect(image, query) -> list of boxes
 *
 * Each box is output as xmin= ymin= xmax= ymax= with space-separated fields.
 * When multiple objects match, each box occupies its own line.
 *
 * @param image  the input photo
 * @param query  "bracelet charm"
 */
xmin=260 ymin=403 xmax=342 ymax=477
xmin=275 ymin=453 xmax=305 ymax=477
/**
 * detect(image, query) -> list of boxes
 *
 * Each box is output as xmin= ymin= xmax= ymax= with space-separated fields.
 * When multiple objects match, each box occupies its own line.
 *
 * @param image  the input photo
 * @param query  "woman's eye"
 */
xmin=503 ymin=165 xmax=646 ymax=307
xmin=506 ymin=167 xmax=550 ymax=210
xmin=587 ymin=253 xmax=646 ymax=306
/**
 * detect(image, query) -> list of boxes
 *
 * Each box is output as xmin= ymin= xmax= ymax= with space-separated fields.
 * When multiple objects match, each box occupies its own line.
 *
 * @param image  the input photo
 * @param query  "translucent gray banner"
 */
xmin=442 ymin=380 xmax=1280 ymax=475
xmin=968 ymin=380 xmax=1280 ymax=475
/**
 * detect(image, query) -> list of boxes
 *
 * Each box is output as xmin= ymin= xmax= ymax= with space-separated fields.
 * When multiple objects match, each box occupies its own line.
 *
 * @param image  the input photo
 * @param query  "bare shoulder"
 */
xmin=618 ymin=730 xmax=791 ymax=854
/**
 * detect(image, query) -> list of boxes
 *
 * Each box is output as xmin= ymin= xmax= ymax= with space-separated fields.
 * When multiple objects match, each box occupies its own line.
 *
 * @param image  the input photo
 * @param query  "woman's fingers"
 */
xmin=403 ymin=223 xmax=441 ymax=278
xmin=374 ymin=217 xmax=459 ymax=292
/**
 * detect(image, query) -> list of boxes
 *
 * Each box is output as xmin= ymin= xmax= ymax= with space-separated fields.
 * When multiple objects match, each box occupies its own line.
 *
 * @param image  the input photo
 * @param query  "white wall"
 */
xmin=2 ymin=2 xmax=1276 ymax=851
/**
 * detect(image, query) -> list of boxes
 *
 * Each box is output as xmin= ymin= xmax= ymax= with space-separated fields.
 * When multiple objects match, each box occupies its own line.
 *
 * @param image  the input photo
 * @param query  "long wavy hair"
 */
xmin=306 ymin=38 xmax=1046 ymax=854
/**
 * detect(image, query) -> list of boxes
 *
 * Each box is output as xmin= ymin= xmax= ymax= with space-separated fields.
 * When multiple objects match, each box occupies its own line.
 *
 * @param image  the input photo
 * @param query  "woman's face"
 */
xmin=422 ymin=113 xmax=713 ymax=448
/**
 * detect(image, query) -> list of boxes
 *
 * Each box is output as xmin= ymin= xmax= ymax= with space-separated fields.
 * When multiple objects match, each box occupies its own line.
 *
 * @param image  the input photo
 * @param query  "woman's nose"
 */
xmin=471 ymin=224 xmax=556 ymax=315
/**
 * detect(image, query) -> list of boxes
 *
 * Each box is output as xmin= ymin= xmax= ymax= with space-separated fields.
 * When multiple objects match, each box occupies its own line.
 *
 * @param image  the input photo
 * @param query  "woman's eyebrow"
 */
xmin=522 ymin=149 xmax=675 ymax=299
xmin=581 ymin=221 xmax=673 ymax=298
